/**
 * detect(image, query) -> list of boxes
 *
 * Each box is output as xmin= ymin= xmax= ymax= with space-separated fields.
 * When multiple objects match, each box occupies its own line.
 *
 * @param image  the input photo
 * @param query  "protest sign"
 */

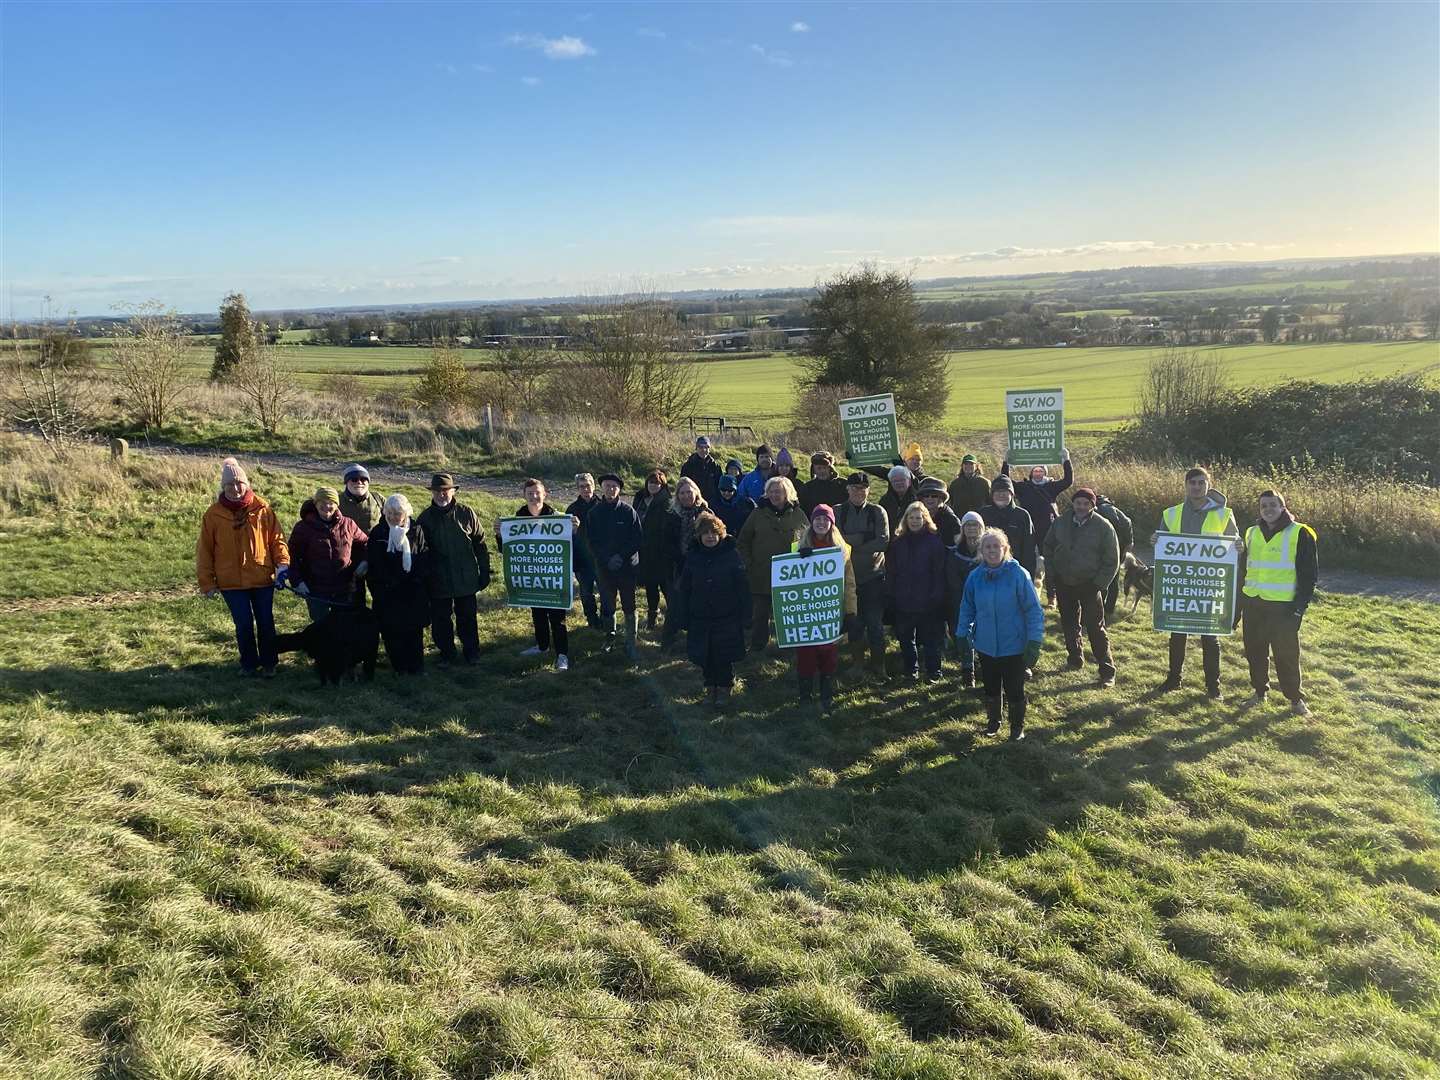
xmin=499 ymin=515 xmax=574 ymax=609
xmin=839 ymin=393 xmax=900 ymax=467
xmin=1151 ymin=532 xmax=1240 ymax=636
xmin=1005 ymin=388 xmax=1065 ymax=466
xmin=770 ymin=550 xmax=846 ymax=648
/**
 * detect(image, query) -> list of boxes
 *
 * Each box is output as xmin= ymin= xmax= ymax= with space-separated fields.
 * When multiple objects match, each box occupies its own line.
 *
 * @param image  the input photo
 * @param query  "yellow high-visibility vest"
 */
xmin=1162 ymin=502 xmax=1236 ymax=536
xmin=1242 ymin=522 xmax=1313 ymax=601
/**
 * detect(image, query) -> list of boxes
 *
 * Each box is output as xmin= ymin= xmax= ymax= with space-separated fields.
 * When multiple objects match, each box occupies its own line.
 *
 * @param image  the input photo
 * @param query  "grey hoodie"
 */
xmin=1178 ymin=488 xmax=1238 ymax=537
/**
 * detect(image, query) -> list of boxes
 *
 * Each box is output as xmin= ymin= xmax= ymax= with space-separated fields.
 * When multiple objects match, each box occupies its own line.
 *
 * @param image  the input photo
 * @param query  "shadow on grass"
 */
xmin=0 ymin=632 xmax=1280 ymax=880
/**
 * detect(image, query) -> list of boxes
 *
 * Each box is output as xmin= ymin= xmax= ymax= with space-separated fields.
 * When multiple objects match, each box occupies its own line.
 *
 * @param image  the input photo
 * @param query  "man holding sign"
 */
xmin=839 ymin=393 xmax=900 ymax=469
xmin=1151 ymin=466 xmax=1239 ymax=699
xmin=499 ymin=479 xmax=575 ymax=671
xmin=772 ymin=504 xmax=856 ymax=714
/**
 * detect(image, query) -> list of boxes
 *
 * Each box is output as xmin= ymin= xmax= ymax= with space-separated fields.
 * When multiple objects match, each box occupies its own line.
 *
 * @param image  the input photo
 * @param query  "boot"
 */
xmin=867 ymin=644 xmax=887 ymax=676
xmin=819 ymin=674 xmax=836 ymax=715
xmin=624 ymin=612 xmax=639 ymax=662
xmin=798 ymin=671 xmax=813 ymax=703
xmin=984 ymin=698 xmax=1002 ymax=737
xmin=1008 ymin=700 xmax=1026 ymax=742
xmin=602 ymin=612 xmax=618 ymax=651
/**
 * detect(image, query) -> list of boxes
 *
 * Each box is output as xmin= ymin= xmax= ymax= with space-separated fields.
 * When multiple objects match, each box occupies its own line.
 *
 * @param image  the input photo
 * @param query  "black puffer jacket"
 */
xmin=980 ymin=502 xmax=1036 ymax=577
xmin=673 ymin=537 xmax=751 ymax=666
xmin=638 ymin=487 xmax=682 ymax=585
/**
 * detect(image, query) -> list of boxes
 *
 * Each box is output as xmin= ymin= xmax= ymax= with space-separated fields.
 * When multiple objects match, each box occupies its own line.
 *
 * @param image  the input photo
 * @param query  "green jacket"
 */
xmin=417 ymin=499 xmax=491 ymax=599
xmin=339 ymin=488 xmax=385 ymax=532
xmin=736 ymin=501 xmax=809 ymax=596
xmin=1043 ymin=509 xmax=1120 ymax=591
xmin=947 ymin=471 xmax=991 ymax=518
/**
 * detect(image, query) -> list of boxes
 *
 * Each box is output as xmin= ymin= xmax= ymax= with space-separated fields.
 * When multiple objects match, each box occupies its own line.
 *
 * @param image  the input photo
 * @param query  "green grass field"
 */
xmin=1 ymin=450 xmax=1438 ymax=1079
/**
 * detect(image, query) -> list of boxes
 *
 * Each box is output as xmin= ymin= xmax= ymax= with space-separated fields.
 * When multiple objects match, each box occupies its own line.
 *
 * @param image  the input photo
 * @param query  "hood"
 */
xmin=981 ymin=556 xmax=1018 ymax=579
xmin=1194 ymin=488 xmax=1227 ymax=511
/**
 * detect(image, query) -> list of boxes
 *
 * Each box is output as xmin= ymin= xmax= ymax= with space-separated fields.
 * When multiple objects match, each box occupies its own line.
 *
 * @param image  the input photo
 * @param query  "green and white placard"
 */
xmin=1151 ymin=532 xmax=1240 ymax=636
xmin=1005 ymin=388 xmax=1065 ymax=466
xmin=499 ymin=515 xmax=574 ymax=610
xmin=770 ymin=550 xmax=846 ymax=648
xmin=839 ymin=393 xmax=900 ymax=467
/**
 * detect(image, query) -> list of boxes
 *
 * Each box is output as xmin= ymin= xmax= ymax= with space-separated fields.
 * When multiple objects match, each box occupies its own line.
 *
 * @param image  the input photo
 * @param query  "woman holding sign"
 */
xmin=736 ymin=476 xmax=809 ymax=653
xmin=792 ymin=503 xmax=857 ymax=714
xmin=505 ymin=478 xmax=571 ymax=671
xmin=957 ymin=528 xmax=1044 ymax=741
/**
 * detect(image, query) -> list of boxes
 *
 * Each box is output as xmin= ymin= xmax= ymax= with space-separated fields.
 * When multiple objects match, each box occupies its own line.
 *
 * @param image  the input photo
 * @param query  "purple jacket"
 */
xmin=1003 ymin=459 xmax=1073 ymax=543
xmin=885 ymin=529 xmax=948 ymax=615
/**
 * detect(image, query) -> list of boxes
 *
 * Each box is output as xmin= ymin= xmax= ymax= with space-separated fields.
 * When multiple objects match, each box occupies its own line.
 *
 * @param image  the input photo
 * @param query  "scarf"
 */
xmin=387 ymin=523 xmax=412 ymax=573
xmin=219 ymin=489 xmax=255 ymax=529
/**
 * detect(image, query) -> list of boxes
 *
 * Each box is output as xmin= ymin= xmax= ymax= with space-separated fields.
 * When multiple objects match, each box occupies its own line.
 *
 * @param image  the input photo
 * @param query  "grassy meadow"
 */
xmin=1 ymin=440 xmax=1439 ymax=1079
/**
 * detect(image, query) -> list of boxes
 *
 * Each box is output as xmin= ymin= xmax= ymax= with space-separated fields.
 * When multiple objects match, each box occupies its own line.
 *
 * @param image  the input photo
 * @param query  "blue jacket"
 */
xmin=738 ymin=466 xmax=770 ymax=503
xmin=956 ymin=557 xmax=1043 ymax=658
xmin=712 ymin=492 xmax=757 ymax=537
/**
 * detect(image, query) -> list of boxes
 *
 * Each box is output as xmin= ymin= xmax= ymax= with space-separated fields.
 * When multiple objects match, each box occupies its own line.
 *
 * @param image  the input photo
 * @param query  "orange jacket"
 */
xmin=196 ymin=494 xmax=290 ymax=592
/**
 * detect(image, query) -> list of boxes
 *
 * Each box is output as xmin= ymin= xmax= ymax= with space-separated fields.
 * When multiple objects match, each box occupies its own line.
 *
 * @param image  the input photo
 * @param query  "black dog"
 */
xmin=1122 ymin=552 xmax=1153 ymax=615
xmin=274 ymin=606 xmax=379 ymax=685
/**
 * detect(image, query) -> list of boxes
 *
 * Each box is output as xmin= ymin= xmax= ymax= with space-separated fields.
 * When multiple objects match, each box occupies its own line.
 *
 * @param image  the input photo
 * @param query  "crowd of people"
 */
xmin=197 ymin=435 xmax=1318 ymax=742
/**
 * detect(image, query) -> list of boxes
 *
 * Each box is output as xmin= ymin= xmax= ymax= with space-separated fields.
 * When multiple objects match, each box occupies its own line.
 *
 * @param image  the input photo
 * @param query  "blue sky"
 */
xmin=2 ymin=0 xmax=1436 ymax=317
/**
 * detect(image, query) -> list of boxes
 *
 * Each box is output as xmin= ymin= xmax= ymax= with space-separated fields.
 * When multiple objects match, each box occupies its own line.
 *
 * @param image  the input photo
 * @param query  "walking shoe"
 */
xmin=1291 ymin=700 xmax=1310 ymax=717
xmin=1242 ymin=691 xmax=1266 ymax=709
xmin=1098 ymin=675 xmax=1115 ymax=689
xmin=1066 ymin=654 xmax=1084 ymax=671
xmin=1008 ymin=725 xmax=1026 ymax=742
xmin=1206 ymin=685 xmax=1224 ymax=702
xmin=555 ymin=654 xmax=569 ymax=672
xmin=520 ymin=645 xmax=545 ymax=657
xmin=1156 ymin=676 xmax=1182 ymax=694
xmin=984 ymin=701 xmax=1002 ymax=737
xmin=924 ymin=670 xmax=943 ymax=684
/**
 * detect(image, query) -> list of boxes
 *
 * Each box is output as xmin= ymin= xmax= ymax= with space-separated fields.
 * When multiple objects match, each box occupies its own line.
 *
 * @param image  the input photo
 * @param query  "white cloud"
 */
xmin=637 ymin=27 xmax=667 ymax=39
xmin=506 ymin=33 xmax=596 ymax=59
xmin=790 ymin=21 xmax=810 ymax=32
xmin=749 ymin=43 xmax=794 ymax=68
xmin=418 ymin=256 xmax=462 ymax=267
xmin=521 ymin=75 xmax=542 ymax=86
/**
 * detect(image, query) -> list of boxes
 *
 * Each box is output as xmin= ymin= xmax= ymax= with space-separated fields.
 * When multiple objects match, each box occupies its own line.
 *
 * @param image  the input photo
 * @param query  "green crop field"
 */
xmin=695 ymin=342 xmax=1440 ymax=430
xmin=1 ymin=442 xmax=1438 ymax=1079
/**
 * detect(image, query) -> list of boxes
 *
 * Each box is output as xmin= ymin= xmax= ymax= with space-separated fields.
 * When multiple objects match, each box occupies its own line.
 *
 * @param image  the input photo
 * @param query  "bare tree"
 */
xmin=109 ymin=301 xmax=192 ymax=431
xmin=1136 ymin=346 xmax=1230 ymax=428
xmin=482 ymin=338 xmax=552 ymax=418
xmin=551 ymin=293 xmax=705 ymax=424
xmin=1 ymin=306 xmax=97 ymax=454
xmin=230 ymin=346 xmax=301 ymax=436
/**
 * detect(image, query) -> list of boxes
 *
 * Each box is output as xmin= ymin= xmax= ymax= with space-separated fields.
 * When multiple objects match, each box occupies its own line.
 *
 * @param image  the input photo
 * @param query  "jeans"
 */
xmin=1056 ymin=583 xmax=1116 ymax=680
xmin=848 ymin=576 xmax=886 ymax=651
xmin=576 ymin=564 xmax=600 ymax=626
xmin=531 ymin=607 xmax=569 ymax=655
xmin=894 ymin=609 xmax=943 ymax=677
xmin=431 ymin=593 xmax=480 ymax=660
xmin=222 ymin=586 xmax=277 ymax=671
xmin=1169 ymin=632 xmax=1220 ymax=690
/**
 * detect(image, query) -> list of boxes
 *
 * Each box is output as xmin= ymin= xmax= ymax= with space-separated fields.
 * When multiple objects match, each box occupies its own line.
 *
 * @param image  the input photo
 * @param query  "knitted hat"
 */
xmin=810 ymin=503 xmax=837 ymax=526
xmin=991 ymin=475 xmax=1014 ymax=493
xmin=917 ymin=476 xmax=949 ymax=503
xmin=429 ymin=472 xmax=456 ymax=491
xmin=961 ymin=454 xmax=977 ymax=465
xmin=888 ymin=464 xmax=912 ymax=483
xmin=776 ymin=447 xmax=794 ymax=467
xmin=343 ymin=463 xmax=369 ymax=482
xmin=1072 ymin=486 xmax=1097 ymax=505
xmin=846 ymin=471 xmax=871 ymax=487
xmin=219 ymin=456 xmax=248 ymax=488
xmin=314 ymin=486 xmax=340 ymax=504
xmin=725 ymin=457 xmax=743 ymax=475
xmin=960 ymin=510 xmax=985 ymax=530
xmin=904 ymin=441 xmax=924 ymax=462
xmin=718 ymin=475 xmax=737 ymax=494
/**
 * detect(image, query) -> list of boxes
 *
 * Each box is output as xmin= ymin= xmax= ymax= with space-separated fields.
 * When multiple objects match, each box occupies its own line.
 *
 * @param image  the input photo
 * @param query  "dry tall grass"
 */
xmin=0 ymin=432 xmax=214 ymax=518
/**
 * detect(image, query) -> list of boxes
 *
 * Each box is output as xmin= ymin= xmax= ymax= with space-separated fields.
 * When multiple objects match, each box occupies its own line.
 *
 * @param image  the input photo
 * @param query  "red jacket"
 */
xmin=288 ymin=502 xmax=369 ymax=599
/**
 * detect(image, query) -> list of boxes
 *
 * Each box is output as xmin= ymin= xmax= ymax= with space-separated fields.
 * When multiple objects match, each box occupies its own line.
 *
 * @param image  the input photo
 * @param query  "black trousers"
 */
xmin=575 ymin=564 xmax=600 ymax=625
xmin=431 ymin=593 xmax=479 ymax=660
xmin=1056 ymin=583 xmax=1116 ymax=679
xmin=978 ymin=651 xmax=1027 ymax=722
xmin=1241 ymin=596 xmax=1304 ymax=703
xmin=702 ymin=650 xmax=735 ymax=689
xmin=531 ymin=607 xmax=569 ymax=654
xmin=1169 ymin=632 xmax=1220 ymax=689
xmin=381 ymin=624 xmax=425 ymax=674
xmin=597 ymin=566 xmax=636 ymax=621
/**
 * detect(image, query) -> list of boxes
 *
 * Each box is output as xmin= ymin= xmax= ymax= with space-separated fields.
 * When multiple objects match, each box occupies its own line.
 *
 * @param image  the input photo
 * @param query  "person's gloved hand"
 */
xmin=275 ymin=565 xmax=290 ymax=590
xmin=607 ymin=554 xmax=624 ymax=572
xmin=1023 ymin=640 xmax=1041 ymax=668
xmin=203 ymin=589 xmax=220 ymax=600
xmin=295 ymin=581 xmax=310 ymax=597
xmin=798 ymin=547 xmax=814 ymax=558
xmin=354 ymin=561 xmax=368 ymax=579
